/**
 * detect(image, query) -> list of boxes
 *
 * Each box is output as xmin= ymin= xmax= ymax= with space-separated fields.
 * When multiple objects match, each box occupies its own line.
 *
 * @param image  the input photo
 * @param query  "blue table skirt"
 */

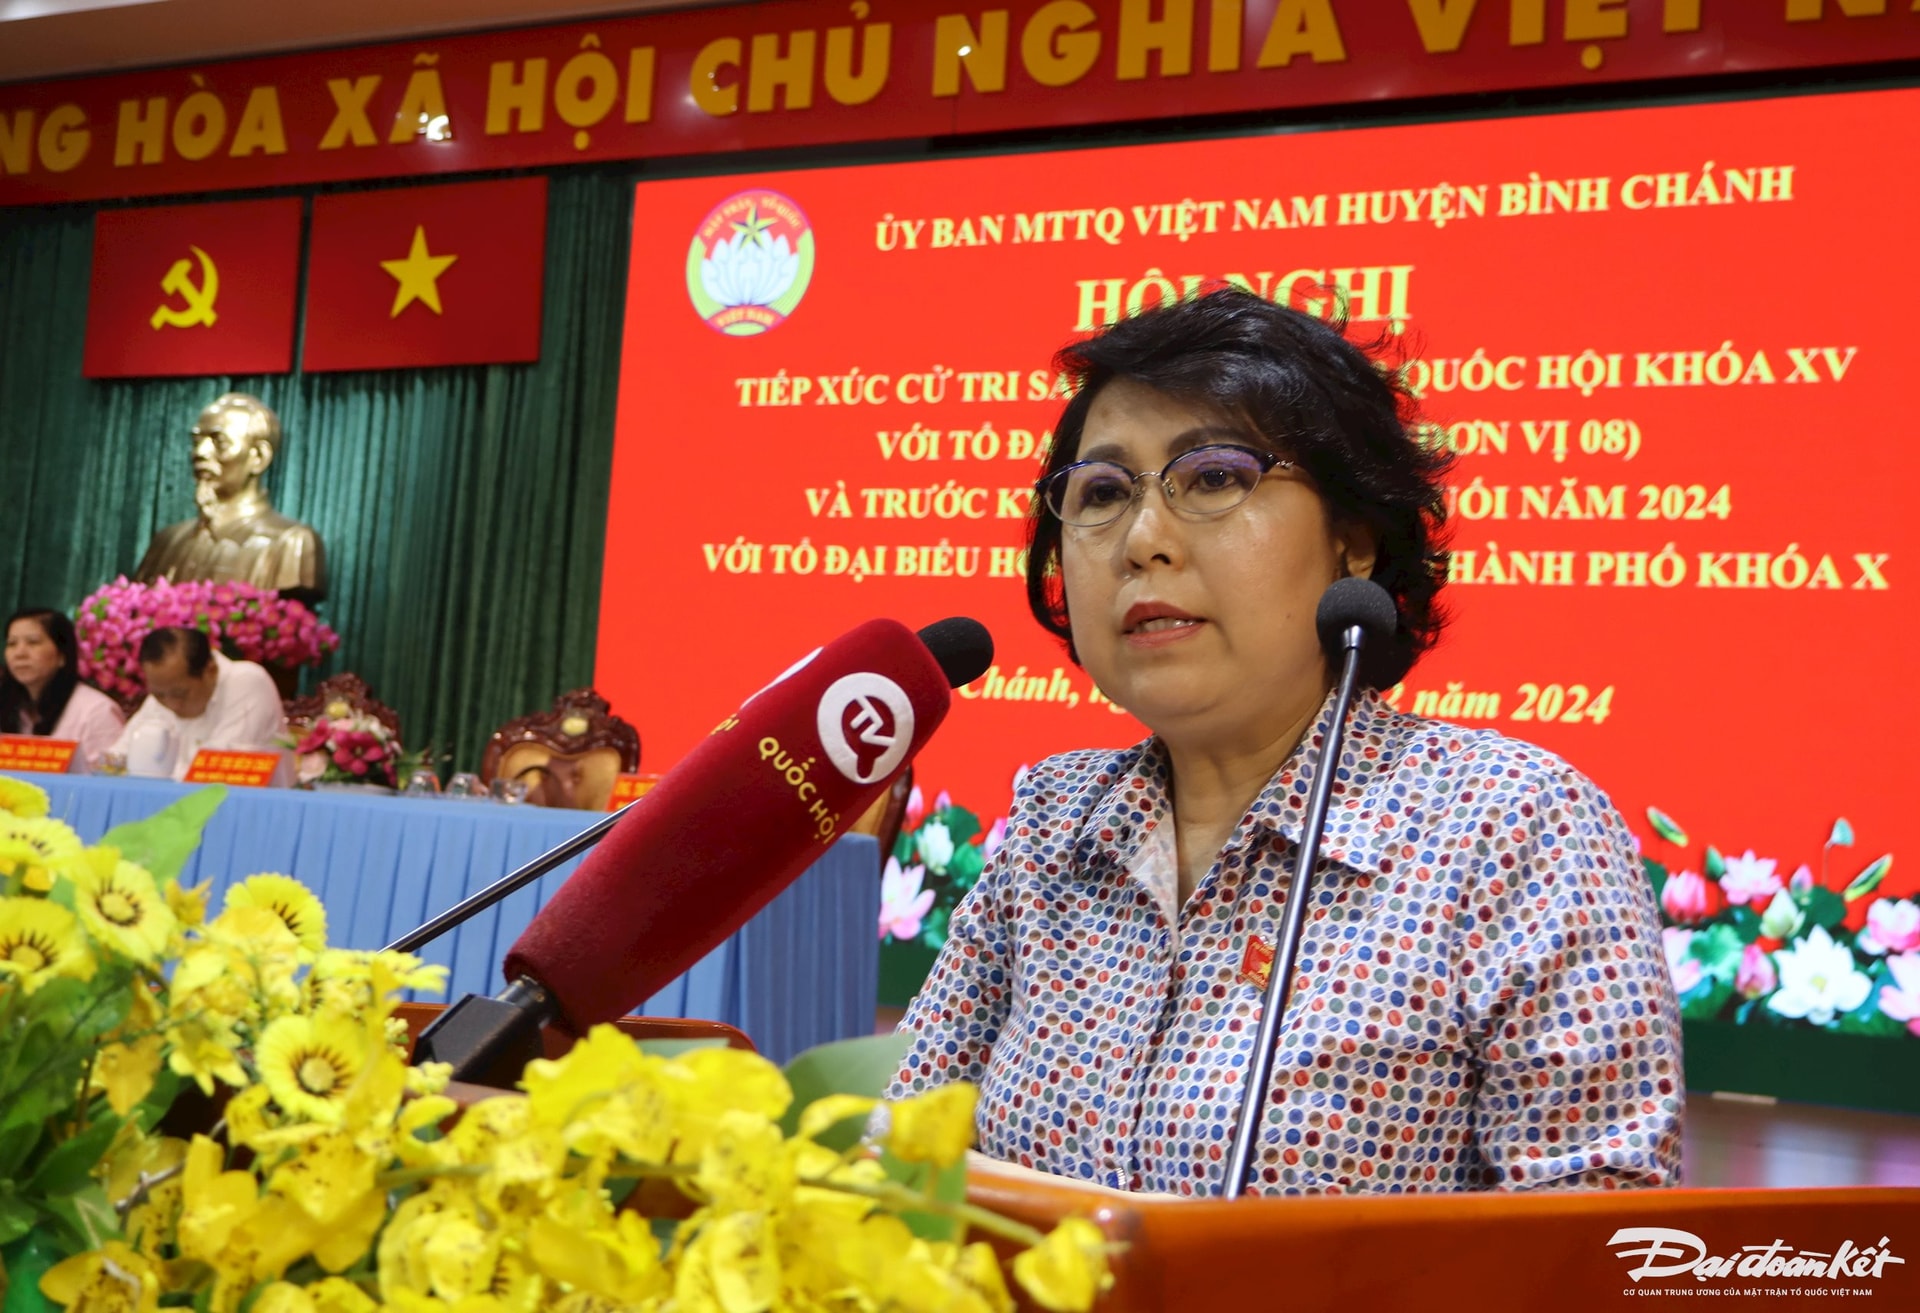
xmin=23 ymin=774 xmax=880 ymax=1066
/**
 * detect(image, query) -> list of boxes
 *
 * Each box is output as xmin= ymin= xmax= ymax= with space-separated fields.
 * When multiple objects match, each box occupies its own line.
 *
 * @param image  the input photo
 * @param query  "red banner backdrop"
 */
xmin=302 ymin=176 xmax=547 ymax=372
xmin=83 ymin=198 xmax=301 ymax=377
xmin=597 ymin=86 xmax=1919 ymax=1032
xmin=4 ymin=1 xmax=1920 ymax=207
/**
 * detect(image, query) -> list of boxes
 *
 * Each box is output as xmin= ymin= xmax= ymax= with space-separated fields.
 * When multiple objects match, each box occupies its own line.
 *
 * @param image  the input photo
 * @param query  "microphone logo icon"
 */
xmin=817 ymin=672 xmax=915 ymax=784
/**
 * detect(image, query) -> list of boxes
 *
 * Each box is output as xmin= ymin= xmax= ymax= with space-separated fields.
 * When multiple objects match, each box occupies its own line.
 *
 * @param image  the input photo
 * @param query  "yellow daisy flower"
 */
xmin=0 ymin=774 xmax=49 ymax=817
xmin=67 ymin=848 xmax=175 ymax=966
xmin=225 ymin=873 xmax=328 ymax=958
xmin=0 ymin=813 xmax=81 ymax=892
xmin=257 ymin=1013 xmax=370 ymax=1124
xmin=0 ymin=895 xmax=95 ymax=993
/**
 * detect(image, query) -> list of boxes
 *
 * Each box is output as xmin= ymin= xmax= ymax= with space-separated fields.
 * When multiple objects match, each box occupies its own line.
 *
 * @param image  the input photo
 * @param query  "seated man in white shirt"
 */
xmin=111 ymin=626 xmax=288 ymax=780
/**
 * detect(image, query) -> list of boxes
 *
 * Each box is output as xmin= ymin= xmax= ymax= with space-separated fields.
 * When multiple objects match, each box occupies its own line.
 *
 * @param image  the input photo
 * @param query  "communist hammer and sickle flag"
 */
xmin=150 ymin=245 xmax=219 ymax=329
xmin=85 ymin=200 xmax=301 ymax=378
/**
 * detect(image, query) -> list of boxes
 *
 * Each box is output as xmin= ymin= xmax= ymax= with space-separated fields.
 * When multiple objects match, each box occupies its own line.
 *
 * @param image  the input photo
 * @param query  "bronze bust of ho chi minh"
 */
xmin=133 ymin=393 xmax=327 ymax=606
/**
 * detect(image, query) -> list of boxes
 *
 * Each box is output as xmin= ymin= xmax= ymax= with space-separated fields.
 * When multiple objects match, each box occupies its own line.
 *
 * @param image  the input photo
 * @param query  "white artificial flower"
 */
xmin=916 ymin=820 xmax=955 ymax=874
xmin=700 ymin=231 xmax=798 ymax=308
xmin=878 ymin=857 xmax=934 ymax=942
xmin=1766 ymin=925 xmax=1871 ymax=1026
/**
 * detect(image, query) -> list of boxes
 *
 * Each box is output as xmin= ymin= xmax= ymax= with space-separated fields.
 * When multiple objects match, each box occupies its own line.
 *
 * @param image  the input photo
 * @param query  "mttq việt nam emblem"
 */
xmin=687 ymin=190 xmax=815 ymax=336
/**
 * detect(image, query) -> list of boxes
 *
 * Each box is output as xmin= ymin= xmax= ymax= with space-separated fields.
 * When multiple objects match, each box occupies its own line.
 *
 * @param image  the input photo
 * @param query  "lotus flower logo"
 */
xmin=686 ymin=190 xmax=815 ymax=336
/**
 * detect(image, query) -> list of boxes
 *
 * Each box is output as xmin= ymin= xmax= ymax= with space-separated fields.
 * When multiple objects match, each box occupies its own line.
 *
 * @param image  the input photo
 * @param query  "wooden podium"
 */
xmin=968 ymin=1167 xmax=1920 ymax=1310
xmin=398 ymin=1004 xmax=1920 ymax=1309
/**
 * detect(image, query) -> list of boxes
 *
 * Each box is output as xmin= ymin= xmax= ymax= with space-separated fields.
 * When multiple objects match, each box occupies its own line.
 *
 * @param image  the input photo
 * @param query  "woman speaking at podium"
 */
xmin=890 ymin=288 xmax=1683 ymax=1196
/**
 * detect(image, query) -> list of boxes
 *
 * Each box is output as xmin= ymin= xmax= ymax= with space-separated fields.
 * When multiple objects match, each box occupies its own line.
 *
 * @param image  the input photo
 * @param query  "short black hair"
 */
xmin=1025 ymin=287 xmax=1451 ymax=688
xmin=138 ymin=625 xmax=214 ymax=677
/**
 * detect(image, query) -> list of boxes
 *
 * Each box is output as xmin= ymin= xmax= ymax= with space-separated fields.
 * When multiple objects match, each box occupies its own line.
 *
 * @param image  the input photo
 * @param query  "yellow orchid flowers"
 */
xmin=1 ymin=776 xmax=1114 ymax=1313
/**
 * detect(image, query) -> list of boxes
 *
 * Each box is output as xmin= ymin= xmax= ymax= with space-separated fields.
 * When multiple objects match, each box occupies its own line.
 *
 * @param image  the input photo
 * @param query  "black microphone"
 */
xmin=1223 ymin=577 xmax=1397 ymax=1199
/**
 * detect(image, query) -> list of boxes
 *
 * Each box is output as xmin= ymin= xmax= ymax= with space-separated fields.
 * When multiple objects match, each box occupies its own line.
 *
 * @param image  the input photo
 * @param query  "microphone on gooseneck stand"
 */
xmin=1222 ymin=577 xmax=1398 ymax=1200
xmin=409 ymin=616 xmax=993 ymax=1087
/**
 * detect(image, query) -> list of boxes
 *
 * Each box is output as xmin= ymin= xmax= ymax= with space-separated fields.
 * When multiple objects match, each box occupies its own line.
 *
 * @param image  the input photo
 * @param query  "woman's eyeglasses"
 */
xmin=1040 ymin=444 xmax=1295 ymax=528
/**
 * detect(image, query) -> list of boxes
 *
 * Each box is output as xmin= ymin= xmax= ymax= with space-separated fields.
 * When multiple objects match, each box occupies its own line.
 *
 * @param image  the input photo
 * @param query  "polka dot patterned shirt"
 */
xmin=890 ymin=688 xmax=1684 ymax=1196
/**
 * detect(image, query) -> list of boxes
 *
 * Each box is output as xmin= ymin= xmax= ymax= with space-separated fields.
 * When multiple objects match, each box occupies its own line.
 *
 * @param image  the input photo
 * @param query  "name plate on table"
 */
xmin=182 ymin=749 xmax=280 ymax=787
xmin=606 ymin=773 xmax=661 ymax=810
xmin=0 ymin=735 xmax=78 ymax=773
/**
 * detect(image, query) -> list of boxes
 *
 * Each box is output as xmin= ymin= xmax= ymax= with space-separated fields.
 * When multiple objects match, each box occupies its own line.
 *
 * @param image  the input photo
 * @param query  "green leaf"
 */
xmin=0 ymin=1122 xmax=38 ymax=1182
xmin=1679 ymin=975 xmax=1734 ymax=1021
xmin=98 ymin=785 xmax=227 ymax=885
xmin=1827 ymin=818 xmax=1855 ymax=849
xmin=1728 ymin=906 xmax=1762 ymax=940
xmin=1802 ymin=887 xmax=1848 ymax=932
xmin=0 ymin=1198 xmax=35 ymax=1248
xmin=1642 ymin=858 xmax=1668 ymax=899
xmin=1645 ymin=807 xmax=1689 ymax=848
xmin=932 ymin=806 xmax=982 ymax=849
xmin=43 ymin=1184 xmax=117 ymax=1254
xmin=880 ymin=1149 xmax=968 ymax=1244
xmin=1692 ymin=924 xmax=1745 ymax=983
xmin=1844 ymin=855 xmax=1893 ymax=903
xmin=944 ymin=844 xmax=986 ymax=889
xmin=27 ymin=1115 xmax=122 ymax=1200
xmin=780 ymin=1032 xmax=910 ymax=1140
xmin=1703 ymin=846 xmax=1727 ymax=880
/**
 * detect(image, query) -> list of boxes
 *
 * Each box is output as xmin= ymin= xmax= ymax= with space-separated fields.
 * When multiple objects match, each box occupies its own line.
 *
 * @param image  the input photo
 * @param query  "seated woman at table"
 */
xmin=2 ymin=607 xmax=125 ymax=771
xmin=889 ymin=288 xmax=1683 ymax=1196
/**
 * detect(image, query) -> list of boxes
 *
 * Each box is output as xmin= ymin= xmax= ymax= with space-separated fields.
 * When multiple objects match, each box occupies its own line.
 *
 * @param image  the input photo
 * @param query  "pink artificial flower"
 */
xmin=294 ymin=719 xmax=332 ymax=755
xmin=878 ymin=857 xmax=935 ymax=942
xmin=1660 ymin=870 xmax=1715 ymax=924
xmin=1859 ymin=899 xmax=1920 ymax=957
xmin=932 ymin=789 xmax=953 ymax=815
xmin=903 ymin=785 xmax=926 ymax=833
xmin=1735 ymin=943 xmax=1778 ymax=999
xmin=1789 ymin=864 xmax=1816 ymax=894
xmin=1719 ymin=850 xmax=1783 ymax=908
xmin=1663 ymin=926 xmax=1702 ymax=995
xmin=1877 ymin=952 xmax=1920 ymax=1037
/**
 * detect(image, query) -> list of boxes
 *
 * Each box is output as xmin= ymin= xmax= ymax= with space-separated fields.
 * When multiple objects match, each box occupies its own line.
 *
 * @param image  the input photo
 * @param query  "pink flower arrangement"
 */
xmin=75 ymin=577 xmax=339 ymax=706
xmin=291 ymin=712 xmax=400 ymax=787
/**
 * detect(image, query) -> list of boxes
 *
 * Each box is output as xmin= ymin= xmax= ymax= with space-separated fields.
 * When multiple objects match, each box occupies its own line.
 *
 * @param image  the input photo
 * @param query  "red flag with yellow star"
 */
xmin=302 ymin=177 xmax=547 ymax=372
xmin=84 ymin=199 xmax=302 ymax=378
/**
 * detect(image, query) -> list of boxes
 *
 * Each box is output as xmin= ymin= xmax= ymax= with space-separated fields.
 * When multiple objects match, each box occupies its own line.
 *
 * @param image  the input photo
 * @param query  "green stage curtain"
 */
xmin=0 ymin=170 xmax=633 ymax=775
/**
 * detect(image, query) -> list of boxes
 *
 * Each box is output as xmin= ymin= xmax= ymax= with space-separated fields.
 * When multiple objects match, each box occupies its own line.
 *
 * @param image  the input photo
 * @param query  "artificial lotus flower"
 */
xmin=226 ymin=873 xmax=329 ymax=958
xmin=0 ymin=894 xmax=95 ymax=992
xmin=1767 ymin=925 xmax=1872 ymax=1026
xmin=0 ymin=812 xmax=83 ymax=892
xmin=1719 ymin=849 xmax=1783 ymax=907
xmin=699 ymin=226 xmax=798 ymax=307
xmin=1012 ymin=1218 xmax=1116 ymax=1313
xmin=0 ymin=772 xmax=49 ymax=817
xmin=1878 ymin=952 xmax=1920 ymax=1037
xmin=1661 ymin=926 xmax=1702 ymax=995
xmin=879 ymin=857 xmax=936 ymax=941
xmin=1659 ymin=869 xmax=1715 ymax=923
xmin=1735 ymin=943 xmax=1778 ymax=1001
xmin=66 ymin=848 xmax=175 ymax=965
xmin=887 ymin=1082 xmax=979 ymax=1167
xmin=1859 ymin=898 xmax=1920 ymax=956
xmin=1758 ymin=888 xmax=1804 ymax=941
xmin=916 ymin=819 xmax=956 ymax=873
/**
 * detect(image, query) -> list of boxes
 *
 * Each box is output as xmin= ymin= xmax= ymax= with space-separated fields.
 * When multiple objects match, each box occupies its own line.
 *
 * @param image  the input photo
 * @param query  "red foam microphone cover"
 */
xmin=504 ymin=618 xmax=952 ymax=1031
